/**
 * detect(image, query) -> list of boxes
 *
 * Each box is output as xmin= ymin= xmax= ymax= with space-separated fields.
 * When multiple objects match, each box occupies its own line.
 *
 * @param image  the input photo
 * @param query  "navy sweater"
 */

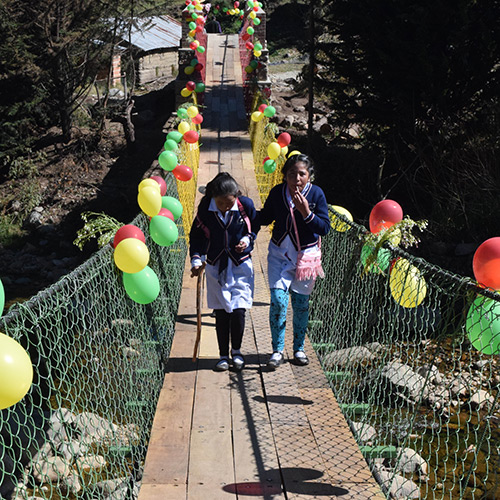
xmin=258 ymin=183 xmax=330 ymax=249
xmin=190 ymin=196 xmax=258 ymax=267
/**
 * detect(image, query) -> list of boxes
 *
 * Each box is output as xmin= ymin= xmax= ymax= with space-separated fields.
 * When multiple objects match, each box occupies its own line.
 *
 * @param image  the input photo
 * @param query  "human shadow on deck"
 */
xmin=253 ymin=395 xmax=314 ymax=405
xmin=223 ymin=467 xmax=350 ymax=497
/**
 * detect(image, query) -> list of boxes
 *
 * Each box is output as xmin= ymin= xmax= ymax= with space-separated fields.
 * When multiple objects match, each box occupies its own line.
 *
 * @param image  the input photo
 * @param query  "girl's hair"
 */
xmin=204 ymin=172 xmax=241 ymax=199
xmin=281 ymin=153 xmax=315 ymax=181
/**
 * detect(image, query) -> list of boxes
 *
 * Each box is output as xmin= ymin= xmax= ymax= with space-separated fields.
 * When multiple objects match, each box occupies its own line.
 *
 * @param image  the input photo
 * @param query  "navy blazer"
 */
xmin=190 ymin=195 xmax=258 ymax=267
xmin=258 ymin=183 xmax=330 ymax=249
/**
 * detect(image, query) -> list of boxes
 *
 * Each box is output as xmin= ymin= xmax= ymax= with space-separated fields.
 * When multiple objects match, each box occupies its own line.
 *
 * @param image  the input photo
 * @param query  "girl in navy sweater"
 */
xmin=258 ymin=154 xmax=330 ymax=369
xmin=190 ymin=173 xmax=258 ymax=371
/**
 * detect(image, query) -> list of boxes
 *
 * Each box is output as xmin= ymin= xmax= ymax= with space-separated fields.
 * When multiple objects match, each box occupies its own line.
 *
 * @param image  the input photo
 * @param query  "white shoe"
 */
xmin=267 ymin=351 xmax=283 ymax=370
xmin=232 ymin=355 xmax=245 ymax=371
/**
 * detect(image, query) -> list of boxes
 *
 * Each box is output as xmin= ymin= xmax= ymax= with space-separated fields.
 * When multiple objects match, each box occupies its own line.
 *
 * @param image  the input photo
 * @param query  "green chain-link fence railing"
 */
xmin=0 ymin=175 xmax=187 ymax=499
xmin=308 ymin=209 xmax=499 ymax=499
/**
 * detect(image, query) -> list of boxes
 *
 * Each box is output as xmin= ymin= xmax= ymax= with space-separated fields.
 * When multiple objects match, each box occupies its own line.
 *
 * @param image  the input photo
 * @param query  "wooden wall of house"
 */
xmin=138 ymin=50 xmax=178 ymax=84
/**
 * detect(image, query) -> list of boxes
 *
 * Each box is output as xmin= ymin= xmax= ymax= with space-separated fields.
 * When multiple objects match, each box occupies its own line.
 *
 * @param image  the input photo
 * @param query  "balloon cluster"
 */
xmin=241 ymin=2 xmax=264 ymax=73
xmin=113 ymin=175 xmax=184 ymax=305
xmin=465 ymin=238 xmax=500 ymax=355
xmin=0 ymin=279 xmax=34 ymax=410
xmin=181 ymin=80 xmax=206 ymax=98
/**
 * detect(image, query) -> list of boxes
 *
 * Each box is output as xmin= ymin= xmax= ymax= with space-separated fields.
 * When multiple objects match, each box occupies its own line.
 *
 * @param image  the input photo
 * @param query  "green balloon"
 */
xmin=250 ymin=60 xmax=259 ymax=69
xmin=254 ymin=42 xmax=263 ymax=51
xmin=466 ymin=295 xmax=500 ymax=355
xmin=177 ymin=108 xmax=189 ymax=120
xmin=158 ymin=151 xmax=178 ymax=171
xmin=360 ymin=244 xmax=391 ymax=273
xmin=0 ymin=278 xmax=5 ymax=315
xmin=263 ymin=159 xmax=276 ymax=173
xmin=123 ymin=266 xmax=160 ymax=305
xmin=253 ymin=18 xmax=261 ymax=25
xmin=196 ymin=46 xmax=205 ymax=54
xmin=190 ymin=58 xmax=199 ymax=66
xmin=247 ymin=27 xmax=254 ymax=35
xmin=163 ymin=139 xmax=178 ymax=152
xmin=150 ymin=215 xmax=179 ymax=246
xmin=263 ymin=106 xmax=276 ymax=117
xmin=189 ymin=21 xmax=196 ymax=30
xmin=167 ymin=131 xmax=183 ymax=143
xmin=195 ymin=82 xmax=205 ymax=93
xmin=161 ymin=196 xmax=183 ymax=220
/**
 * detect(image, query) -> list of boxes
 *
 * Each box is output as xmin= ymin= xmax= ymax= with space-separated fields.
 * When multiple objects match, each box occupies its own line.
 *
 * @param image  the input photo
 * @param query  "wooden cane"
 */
xmin=192 ymin=263 xmax=206 ymax=362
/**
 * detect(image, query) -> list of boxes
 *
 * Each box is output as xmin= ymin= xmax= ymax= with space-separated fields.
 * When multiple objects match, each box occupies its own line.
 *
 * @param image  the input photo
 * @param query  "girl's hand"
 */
xmin=292 ymin=190 xmax=311 ymax=218
xmin=235 ymin=240 xmax=248 ymax=253
xmin=191 ymin=266 xmax=201 ymax=277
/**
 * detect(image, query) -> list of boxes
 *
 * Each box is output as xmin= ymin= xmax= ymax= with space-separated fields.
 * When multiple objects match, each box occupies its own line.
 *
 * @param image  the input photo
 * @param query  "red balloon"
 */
xmin=186 ymin=81 xmax=196 ymax=91
xmin=173 ymin=164 xmax=193 ymax=182
xmin=262 ymin=156 xmax=270 ymax=164
xmin=150 ymin=175 xmax=167 ymax=196
xmin=473 ymin=237 xmax=500 ymax=289
xmin=158 ymin=208 xmax=174 ymax=220
xmin=192 ymin=113 xmax=204 ymax=124
xmin=369 ymin=200 xmax=403 ymax=234
xmin=277 ymin=132 xmax=291 ymax=147
xmin=194 ymin=63 xmax=204 ymax=72
xmin=189 ymin=42 xmax=198 ymax=51
xmin=195 ymin=25 xmax=203 ymax=33
xmin=183 ymin=130 xmax=199 ymax=143
xmin=195 ymin=16 xmax=205 ymax=25
xmin=242 ymin=33 xmax=250 ymax=41
xmin=113 ymin=225 xmax=145 ymax=248
xmin=258 ymin=104 xmax=268 ymax=113
xmin=246 ymin=42 xmax=254 ymax=50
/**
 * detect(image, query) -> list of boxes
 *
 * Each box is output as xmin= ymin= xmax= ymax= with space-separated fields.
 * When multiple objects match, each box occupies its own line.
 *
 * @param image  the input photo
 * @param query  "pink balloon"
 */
xmin=258 ymin=104 xmax=268 ymax=113
xmin=473 ymin=237 xmax=500 ymax=290
xmin=192 ymin=113 xmax=204 ymax=125
xmin=173 ymin=164 xmax=193 ymax=182
xmin=150 ymin=176 xmax=167 ymax=196
xmin=369 ymin=200 xmax=403 ymax=234
xmin=158 ymin=208 xmax=174 ymax=220
xmin=183 ymin=130 xmax=199 ymax=143
xmin=113 ymin=225 xmax=145 ymax=248
xmin=186 ymin=81 xmax=196 ymax=91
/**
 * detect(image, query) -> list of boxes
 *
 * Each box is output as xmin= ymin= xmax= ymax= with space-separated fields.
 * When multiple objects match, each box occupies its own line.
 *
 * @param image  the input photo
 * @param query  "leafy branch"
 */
xmin=73 ymin=211 xmax=122 ymax=251
xmin=362 ymin=216 xmax=428 ymax=275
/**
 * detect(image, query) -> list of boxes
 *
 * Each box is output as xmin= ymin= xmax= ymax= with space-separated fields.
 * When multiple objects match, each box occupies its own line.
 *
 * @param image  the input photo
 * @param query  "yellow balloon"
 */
xmin=180 ymin=88 xmax=192 ymax=98
xmin=114 ymin=239 xmax=149 ymax=274
xmin=254 ymin=50 xmax=262 ymax=57
xmin=330 ymin=205 xmax=353 ymax=232
xmin=267 ymin=142 xmax=281 ymax=160
xmin=281 ymin=145 xmax=288 ymax=157
xmin=288 ymin=149 xmax=301 ymax=158
xmin=137 ymin=186 xmax=162 ymax=217
xmin=188 ymin=30 xmax=196 ymax=38
xmin=187 ymin=106 xmax=199 ymax=118
xmin=249 ymin=11 xmax=256 ymax=19
xmin=251 ymin=111 xmax=263 ymax=122
xmin=178 ymin=121 xmax=191 ymax=135
xmin=138 ymin=179 xmax=161 ymax=193
xmin=184 ymin=66 xmax=195 ymax=75
xmin=0 ymin=332 xmax=33 ymax=410
xmin=389 ymin=258 xmax=427 ymax=308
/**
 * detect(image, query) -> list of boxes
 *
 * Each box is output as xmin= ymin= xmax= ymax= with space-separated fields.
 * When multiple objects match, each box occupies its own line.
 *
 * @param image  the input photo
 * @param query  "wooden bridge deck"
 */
xmin=138 ymin=34 xmax=386 ymax=500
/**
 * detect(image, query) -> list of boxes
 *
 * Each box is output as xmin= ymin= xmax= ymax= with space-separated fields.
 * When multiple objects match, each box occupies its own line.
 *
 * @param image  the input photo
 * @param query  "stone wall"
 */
xmin=138 ymin=50 xmax=178 ymax=84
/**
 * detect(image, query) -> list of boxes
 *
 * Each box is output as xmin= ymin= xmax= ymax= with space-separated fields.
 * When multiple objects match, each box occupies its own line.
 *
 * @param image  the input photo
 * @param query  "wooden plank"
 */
xmin=138 ymin=483 xmax=186 ymax=500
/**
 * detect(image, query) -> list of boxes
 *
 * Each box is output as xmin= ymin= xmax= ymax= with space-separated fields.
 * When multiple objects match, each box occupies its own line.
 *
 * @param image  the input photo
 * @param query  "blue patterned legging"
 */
xmin=269 ymin=288 xmax=310 ymax=353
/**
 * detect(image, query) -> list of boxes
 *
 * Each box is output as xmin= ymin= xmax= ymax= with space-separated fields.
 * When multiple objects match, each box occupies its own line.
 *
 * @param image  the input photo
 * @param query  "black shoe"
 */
xmin=267 ymin=352 xmax=283 ymax=370
xmin=293 ymin=351 xmax=309 ymax=366
xmin=232 ymin=354 xmax=245 ymax=372
xmin=214 ymin=358 xmax=229 ymax=371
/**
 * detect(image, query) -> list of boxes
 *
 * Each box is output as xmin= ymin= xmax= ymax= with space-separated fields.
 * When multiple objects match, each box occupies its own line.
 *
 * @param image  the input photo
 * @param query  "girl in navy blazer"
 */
xmin=190 ymin=172 xmax=258 ymax=372
xmin=258 ymin=154 xmax=330 ymax=369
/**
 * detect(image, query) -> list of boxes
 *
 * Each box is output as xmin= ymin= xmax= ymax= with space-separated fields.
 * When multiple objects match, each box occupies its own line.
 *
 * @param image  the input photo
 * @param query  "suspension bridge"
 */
xmin=0 ymin=7 xmax=499 ymax=500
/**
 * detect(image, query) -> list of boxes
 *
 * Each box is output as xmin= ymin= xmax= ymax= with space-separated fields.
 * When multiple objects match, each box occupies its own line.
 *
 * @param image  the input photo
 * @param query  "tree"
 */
xmin=313 ymin=0 xmax=500 ymax=239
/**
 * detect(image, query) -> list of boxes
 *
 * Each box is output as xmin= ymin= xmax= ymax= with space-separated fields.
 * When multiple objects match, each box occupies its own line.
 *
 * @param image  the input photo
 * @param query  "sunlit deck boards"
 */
xmin=138 ymin=34 xmax=385 ymax=500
